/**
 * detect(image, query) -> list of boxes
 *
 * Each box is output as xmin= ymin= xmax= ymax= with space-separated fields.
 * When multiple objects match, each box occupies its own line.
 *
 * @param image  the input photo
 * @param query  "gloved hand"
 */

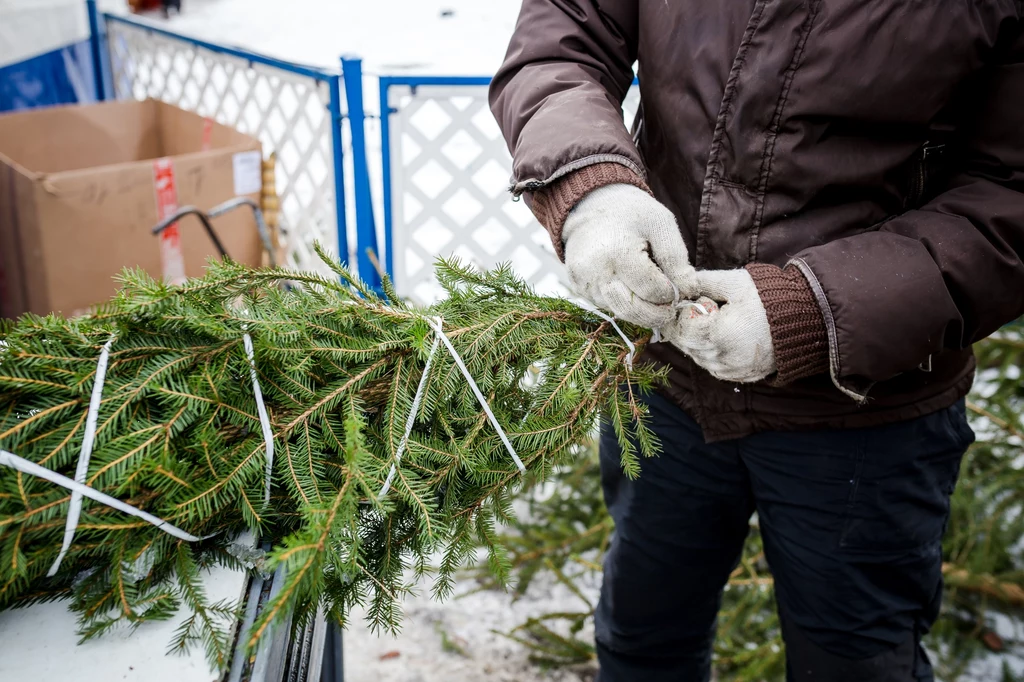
xmin=667 ymin=269 xmax=777 ymax=383
xmin=563 ymin=184 xmax=697 ymax=329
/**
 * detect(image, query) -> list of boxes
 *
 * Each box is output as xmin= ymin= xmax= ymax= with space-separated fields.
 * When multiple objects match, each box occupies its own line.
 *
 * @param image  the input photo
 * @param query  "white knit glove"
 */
xmin=667 ymin=269 xmax=777 ymax=383
xmin=562 ymin=184 xmax=697 ymax=328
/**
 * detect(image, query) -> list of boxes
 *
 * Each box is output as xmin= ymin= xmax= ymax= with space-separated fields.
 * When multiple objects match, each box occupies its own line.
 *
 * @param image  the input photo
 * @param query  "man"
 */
xmin=490 ymin=2 xmax=1024 ymax=681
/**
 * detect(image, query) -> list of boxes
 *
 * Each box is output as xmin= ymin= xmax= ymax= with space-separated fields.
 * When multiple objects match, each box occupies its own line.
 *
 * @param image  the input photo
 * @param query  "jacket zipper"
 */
xmin=906 ymin=141 xmax=946 ymax=209
xmin=907 ymin=162 xmax=926 ymax=208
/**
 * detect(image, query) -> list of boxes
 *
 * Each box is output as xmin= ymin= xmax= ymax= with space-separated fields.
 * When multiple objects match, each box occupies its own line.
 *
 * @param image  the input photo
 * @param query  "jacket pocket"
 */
xmin=902 ymin=139 xmax=952 ymax=210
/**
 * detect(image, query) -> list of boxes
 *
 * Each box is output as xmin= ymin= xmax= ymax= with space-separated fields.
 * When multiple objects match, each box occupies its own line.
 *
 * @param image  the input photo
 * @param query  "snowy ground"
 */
xmin=106 ymin=0 xmax=524 ymax=76
xmin=342 ymin=567 xmax=600 ymax=682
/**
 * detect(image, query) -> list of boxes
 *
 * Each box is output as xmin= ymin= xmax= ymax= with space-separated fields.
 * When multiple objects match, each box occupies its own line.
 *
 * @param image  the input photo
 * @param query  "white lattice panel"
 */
xmin=387 ymin=83 xmax=641 ymax=304
xmin=106 ymin=21 xmax=339 ymax=275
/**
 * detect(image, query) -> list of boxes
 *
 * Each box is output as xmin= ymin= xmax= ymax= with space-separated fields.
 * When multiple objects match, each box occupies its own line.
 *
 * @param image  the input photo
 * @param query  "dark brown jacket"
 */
xmin=490 ymin=0 xmax=1024 ymax=442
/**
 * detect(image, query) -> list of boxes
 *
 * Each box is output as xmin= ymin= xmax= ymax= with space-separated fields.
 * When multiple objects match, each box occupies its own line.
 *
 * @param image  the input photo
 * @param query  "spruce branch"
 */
xmin=0 ymin=253 xmax=657 ymax=668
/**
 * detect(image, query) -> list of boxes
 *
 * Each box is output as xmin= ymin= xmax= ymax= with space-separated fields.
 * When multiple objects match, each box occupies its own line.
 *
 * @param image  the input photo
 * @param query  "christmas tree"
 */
xmin=0 ymin=250 xmax=658 ymax=666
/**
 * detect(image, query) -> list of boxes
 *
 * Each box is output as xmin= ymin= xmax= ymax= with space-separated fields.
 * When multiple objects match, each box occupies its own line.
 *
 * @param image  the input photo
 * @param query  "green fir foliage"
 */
xmin=0 ymin=253 xmax=661 ymax=667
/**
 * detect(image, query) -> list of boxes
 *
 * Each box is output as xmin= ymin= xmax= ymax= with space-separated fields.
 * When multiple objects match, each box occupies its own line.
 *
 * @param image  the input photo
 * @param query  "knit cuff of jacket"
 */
xmin=527 ymin=162 xmax=651 ymax=261
xmin=745 ymin=263 xmax=829 ymax=384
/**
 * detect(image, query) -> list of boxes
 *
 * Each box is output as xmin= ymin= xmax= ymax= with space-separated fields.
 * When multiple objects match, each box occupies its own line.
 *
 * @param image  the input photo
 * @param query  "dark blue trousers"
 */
xmin=595 ymin=393 xmax=974 ymax=682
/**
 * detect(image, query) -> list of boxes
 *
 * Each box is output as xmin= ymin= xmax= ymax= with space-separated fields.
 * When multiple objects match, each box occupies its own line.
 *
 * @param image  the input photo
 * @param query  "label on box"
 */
xmin=233 ymin=151 xmax=263 ymax=196
xmin=153 ymin=158 xmax=187 ymax=286
xmin=201 ymin=117 xmax=214 ymax=151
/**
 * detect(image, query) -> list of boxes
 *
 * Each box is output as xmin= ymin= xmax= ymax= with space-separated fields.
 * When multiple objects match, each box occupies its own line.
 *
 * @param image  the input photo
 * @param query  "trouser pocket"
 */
xmin=744 ymin=404 xmax=966 ymax=668
xmin=783 ymin=619 xmax=931 ymax=682
xmin=839 ymin=401 xmax=969 ymax=553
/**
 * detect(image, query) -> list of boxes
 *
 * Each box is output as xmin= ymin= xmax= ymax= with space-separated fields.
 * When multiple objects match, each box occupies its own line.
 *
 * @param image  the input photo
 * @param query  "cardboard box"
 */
xmin=0 ymin=98 xmax=264 ymax=318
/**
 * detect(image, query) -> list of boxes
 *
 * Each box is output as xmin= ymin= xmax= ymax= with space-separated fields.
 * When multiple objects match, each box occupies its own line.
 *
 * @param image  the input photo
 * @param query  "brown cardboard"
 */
xmin=0 ymin=99 xmax=263 ymax=318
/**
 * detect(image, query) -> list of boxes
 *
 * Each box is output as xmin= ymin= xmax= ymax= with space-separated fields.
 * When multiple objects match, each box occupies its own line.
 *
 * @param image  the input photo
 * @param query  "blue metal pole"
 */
xmin=378 ymin=77 xmax=395 ymax=281
xmin=85 ymin=0 xmax=107 ymax=101
xmin=327 ymin=74 xmax=350 ymax=268
xmin=341 ymin=57 xmax=380 ymax=290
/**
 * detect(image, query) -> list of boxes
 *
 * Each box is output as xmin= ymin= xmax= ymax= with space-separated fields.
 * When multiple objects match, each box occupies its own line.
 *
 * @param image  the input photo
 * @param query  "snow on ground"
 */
xmin=343 ymin=566 xmax=600 ymax=682
xmin=110 ymin=0 xmax=524 ymax=76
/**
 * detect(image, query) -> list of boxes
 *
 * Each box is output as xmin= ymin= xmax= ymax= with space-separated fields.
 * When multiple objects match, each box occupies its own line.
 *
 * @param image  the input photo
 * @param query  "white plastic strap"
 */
xmin=573 ymin=299 xmax=636 ymax=370
xmin=243 ymin=332 xmax=275 ymax=504
xmin=47 ymin=335 xmax=114 ymax=577
xmin=1 ymin=449 xmax=202 ymax=543
xmin=651 ymin=282 xmax=709 ymax=344
xmin=378 ymin=333 xmax=442 ymax=498
xmin=426 ymin=316 xmax=526 ymax=475
xmin=23 ymin=330 xmax=261 ymax=574
xmin=587 ymin=309 xmax=636 ymax=370
xmin=378 ymin=316 xmax=526 ymax=499
xmin=681 ymin=302 xmax=709 ymax=315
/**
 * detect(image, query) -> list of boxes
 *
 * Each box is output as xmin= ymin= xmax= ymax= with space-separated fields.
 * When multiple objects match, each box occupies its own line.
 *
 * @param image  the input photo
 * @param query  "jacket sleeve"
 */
xmin=790 ymin=19 xmax=1024 ymax=398
xmin=489 ymin=0 xmax=643 ymax=198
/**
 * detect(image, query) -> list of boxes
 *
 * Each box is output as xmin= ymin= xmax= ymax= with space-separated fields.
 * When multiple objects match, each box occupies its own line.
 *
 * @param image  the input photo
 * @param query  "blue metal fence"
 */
xmin=78 ymin=5 xmax=623 ymax=299
xmin=377 ymin=76 xmax=493 ymax=286
xmin=376 ymin=75 xmax=640 ymax=303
